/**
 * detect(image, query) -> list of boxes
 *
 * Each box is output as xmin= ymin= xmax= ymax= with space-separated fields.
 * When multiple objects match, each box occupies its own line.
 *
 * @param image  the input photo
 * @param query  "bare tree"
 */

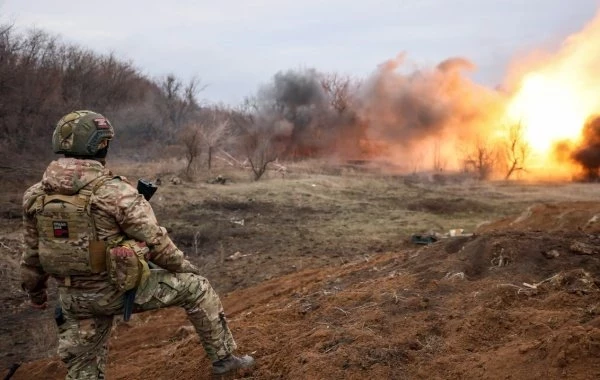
xmin=504 ymin=122 xmax=530 ymax=180
xmin=181 ymin=123 xmax=203 ymax=176
xmin=245 ymin=129 xmax=279 ymax=180
xmin=320 ymin=73 xmax=354 ymax=114
xmin=197 ymin=107 xmax=231 ymax=170
xmin=231 ymin=104 xmax=280 ymax=180
xmin=462 ymin=136 xmax=499 ymax=180
xmin=432 ymin=139 xmax=446 ymax=172
xmin=157 ymin=75 xmax=203 ymax=143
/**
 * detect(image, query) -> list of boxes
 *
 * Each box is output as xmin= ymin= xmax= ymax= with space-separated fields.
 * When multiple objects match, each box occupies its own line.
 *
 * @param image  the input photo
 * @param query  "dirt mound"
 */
xmin=478 ymin=201 xmax=600 ymax=234
xmin=4 ymin=201 xmax=600 ymax=379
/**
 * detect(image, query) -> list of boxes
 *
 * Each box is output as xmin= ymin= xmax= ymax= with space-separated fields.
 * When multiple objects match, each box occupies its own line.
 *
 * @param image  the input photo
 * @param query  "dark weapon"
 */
xmin=54 ymin=304 xmax=66 ymax=326
xmin=122 ymin=289 xmax=136 ymax=322
xmin=3 ymin=363 xmax=20 ymax=380
xmin=137 ymin=178 xmax=158 ymax=202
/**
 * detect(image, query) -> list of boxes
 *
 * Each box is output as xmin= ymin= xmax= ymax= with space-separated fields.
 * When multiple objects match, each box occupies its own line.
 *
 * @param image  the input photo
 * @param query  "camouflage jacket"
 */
xmin=21 ymin=158 xmax=199 ymax=303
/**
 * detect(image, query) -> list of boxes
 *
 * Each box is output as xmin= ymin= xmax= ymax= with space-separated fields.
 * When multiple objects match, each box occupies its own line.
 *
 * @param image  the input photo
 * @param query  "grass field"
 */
xmin=2 ymin=158 xmax=600 ymax=378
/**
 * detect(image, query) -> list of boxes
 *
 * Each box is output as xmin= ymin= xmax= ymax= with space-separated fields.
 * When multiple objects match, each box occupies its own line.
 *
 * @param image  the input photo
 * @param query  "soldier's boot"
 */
xmin=212 ymin=354 xmax=255 ymax=376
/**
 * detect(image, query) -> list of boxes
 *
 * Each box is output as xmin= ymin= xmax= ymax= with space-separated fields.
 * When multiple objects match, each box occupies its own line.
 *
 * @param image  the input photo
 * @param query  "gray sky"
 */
xmin=1 ymin=0 xmax=598 ymax=104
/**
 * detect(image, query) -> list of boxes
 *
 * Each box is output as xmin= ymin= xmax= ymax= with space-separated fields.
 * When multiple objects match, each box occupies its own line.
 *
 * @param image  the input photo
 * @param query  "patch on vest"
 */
xmin=53 ymin=221 xmax=69 ymax=238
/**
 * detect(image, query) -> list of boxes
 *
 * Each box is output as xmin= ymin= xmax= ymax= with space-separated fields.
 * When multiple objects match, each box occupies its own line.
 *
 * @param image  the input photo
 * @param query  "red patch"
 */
xmin=53 ymin=221 xmax=69 ymax=238
xmin=94 ymin=118 xmax=110 ymax=129
xmin=112 ymin=247 xmax=134 ymax=257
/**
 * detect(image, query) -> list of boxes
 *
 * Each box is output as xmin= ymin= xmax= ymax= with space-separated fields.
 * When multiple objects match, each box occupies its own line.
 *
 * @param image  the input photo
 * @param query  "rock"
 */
xmin=570 ymin=241 xmax=599 ymax=255
xmin=208 ymin=175 xmax=227 ymax=185
xmin=543 ymin=249 xmax=560 ymax=259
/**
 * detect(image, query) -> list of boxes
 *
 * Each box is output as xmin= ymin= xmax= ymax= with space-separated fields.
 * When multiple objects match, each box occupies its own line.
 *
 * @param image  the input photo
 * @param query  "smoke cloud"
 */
xmin=254 ymin=54 xmax=504 ymax=168
xmin=358 ymin=55 xmax=500 ymax=146
xmin=571 ymin=116 xmax=600 ymax=179
xmin=249 ymin=9 xmax=600 ymax=179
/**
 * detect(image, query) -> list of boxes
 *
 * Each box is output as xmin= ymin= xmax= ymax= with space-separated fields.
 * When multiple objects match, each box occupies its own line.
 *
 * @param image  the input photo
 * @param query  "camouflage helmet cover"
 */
xmin=52 ymin=110 xmax=115 ymax=156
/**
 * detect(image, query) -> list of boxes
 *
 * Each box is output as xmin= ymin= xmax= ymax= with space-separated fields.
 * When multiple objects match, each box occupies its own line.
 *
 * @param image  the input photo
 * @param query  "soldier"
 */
xmin=20 ymin=110 xmax=254 ymax=379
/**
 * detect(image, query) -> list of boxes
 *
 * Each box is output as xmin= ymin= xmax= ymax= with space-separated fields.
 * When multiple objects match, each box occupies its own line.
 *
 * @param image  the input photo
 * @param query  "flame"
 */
xmin=507 ymin=73 xmax=586 ymax=152
xmin=504 ymin=10 xmax=600 ymax=174
xmin=361 ymin=9 xmax=600 ymax=178
xmin=255 ymin=8 xmax=600 ymax=180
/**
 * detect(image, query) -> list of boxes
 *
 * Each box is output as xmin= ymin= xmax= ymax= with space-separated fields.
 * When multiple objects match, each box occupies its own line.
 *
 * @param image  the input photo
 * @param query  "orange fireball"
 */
xmin=504 ymin=10 xmax=600 ymax=176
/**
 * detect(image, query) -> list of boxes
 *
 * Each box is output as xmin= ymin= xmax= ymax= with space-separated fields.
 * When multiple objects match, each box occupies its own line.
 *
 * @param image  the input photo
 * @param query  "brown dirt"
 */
xmin=3 ymin=175 xmax=600 ymax=379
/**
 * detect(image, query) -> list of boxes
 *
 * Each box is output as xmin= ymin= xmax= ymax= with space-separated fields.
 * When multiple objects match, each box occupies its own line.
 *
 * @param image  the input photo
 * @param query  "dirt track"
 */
xmin=2 ymin=175 xmax=600 ymax=379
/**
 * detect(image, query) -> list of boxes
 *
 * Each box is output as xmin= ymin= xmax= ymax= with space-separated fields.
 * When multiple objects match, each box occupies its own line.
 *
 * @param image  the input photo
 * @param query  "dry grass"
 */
xmin=28 ymin=319 xmax=59 ymax=357
xmin=149 ymin=162 xmax=599 ymax=239
xmin=5 ymin=159 xmax=599 ymax=271
xmin=137 ymin=160 xmax=600 ymax=296
xmin=4 ymin=158 xmax=600 ymax=294
xmin=3 ymin=158 xmax=600 ymax=372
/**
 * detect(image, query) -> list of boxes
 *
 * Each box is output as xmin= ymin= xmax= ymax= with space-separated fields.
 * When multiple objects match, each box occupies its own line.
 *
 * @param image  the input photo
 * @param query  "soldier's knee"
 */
xmin=58 ymin=344 xmax=75 ymax=364
xmin=176 ymin=272 xmax=209 ymax=295
xmin=176 ymin=273 xmax=224 ymax=312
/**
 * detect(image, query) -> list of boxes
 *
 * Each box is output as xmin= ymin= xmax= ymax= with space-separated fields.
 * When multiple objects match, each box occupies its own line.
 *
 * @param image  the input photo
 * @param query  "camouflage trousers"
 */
xmin=57 ymin=270 xmax=237 ymax=380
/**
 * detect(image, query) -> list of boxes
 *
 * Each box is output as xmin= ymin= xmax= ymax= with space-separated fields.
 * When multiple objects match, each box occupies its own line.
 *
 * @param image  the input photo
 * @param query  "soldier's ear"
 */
xmin=98 ymin=140 xmax=109 ymax=150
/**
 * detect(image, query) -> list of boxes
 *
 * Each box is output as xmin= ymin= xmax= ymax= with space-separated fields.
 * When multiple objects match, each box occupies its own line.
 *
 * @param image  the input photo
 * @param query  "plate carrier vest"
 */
xmin=31 ymin=176 xmax=111 ymax=276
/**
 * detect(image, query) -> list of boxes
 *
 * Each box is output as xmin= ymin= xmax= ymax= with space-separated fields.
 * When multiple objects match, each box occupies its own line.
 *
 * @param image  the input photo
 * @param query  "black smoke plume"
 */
xmin=572 ymin=116 xmax=600 ymax=180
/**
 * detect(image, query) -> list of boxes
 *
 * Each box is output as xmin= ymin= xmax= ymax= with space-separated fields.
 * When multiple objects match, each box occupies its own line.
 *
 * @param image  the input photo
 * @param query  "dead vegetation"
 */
xmin=3 ymin=163 xmax=600 ymax=379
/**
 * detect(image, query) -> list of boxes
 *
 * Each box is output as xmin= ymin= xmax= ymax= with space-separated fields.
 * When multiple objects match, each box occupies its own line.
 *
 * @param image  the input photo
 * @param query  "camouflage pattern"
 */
xmin=57 ymin=311 xmax=112 ymax=380
xmin=33 ymin=180 xmax=109 ymax=277
xmin=53 ymin=110 xmax=114 ymax=156
xmin=106 ymin=240 xmax=151 ymax=291
xmin=22 ymin=157 xmax=236 ymax=379
xmin=56 ymin=270 xmax=237 ymax=379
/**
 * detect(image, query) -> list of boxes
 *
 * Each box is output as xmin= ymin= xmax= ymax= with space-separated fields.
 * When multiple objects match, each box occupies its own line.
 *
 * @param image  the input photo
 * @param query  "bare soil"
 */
xmin=2 ymin=166 xmax=600 ymax=379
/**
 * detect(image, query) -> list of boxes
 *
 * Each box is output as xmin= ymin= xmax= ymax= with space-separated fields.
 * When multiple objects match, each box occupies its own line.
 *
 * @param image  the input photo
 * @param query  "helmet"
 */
xmin=52 ymin=110 xmax=115 ymax=156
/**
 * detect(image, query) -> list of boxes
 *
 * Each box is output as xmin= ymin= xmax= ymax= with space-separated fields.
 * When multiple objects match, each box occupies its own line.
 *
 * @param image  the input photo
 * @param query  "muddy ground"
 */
xmin=2 ymin=165 xmax=600 ymax=379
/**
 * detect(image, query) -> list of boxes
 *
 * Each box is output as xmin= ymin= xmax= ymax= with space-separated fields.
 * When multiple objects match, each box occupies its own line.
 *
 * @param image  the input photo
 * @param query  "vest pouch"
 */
xmin=106 ymin=239 xmax=151 ymax=292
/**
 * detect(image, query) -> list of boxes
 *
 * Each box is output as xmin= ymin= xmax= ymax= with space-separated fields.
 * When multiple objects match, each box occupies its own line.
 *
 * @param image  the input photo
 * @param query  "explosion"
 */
xmin=255 ymin=9 xmax=600 ymax=180
xmin=504 ymin=10 xmax=600 ymax=178
xmin=368 ymin=8 xmax=600 ymax=178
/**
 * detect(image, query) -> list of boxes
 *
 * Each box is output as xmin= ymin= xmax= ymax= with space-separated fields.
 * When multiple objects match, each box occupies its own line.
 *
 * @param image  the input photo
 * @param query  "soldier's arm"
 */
xmin=97 ymin=178 xmax=200 ymax=274
xmin=20 ymin=184 xmax=49 ymax=305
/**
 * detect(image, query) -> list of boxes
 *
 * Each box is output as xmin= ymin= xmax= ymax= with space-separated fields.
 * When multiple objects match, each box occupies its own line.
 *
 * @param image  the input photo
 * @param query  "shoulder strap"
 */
xmin=82 ymin=175 xmax=113 ymax=210
xmin=79 ymin=175 xmax=113 ymax=240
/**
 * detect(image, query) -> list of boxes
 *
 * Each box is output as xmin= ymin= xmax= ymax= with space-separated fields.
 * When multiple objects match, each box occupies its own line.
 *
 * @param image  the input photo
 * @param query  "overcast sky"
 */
xmin=0 ymin=0 xmax=598 ymax=104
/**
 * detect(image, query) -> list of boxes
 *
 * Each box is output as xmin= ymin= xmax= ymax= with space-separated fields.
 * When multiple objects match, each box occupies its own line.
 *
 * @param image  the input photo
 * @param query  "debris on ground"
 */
xmin=410 ymin=234 xmax=438 ymax=245
xmin=208 ymin=175 xmax=227 ymax=185
xmin=226 ymin=251 xmax=252 ymax=261
xmin=570 ymin=241 xmax=600 ymax=255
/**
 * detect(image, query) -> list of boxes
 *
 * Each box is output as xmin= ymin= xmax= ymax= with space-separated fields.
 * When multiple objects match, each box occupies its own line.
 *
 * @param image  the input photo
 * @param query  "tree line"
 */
xmin=0 ymin=25 xmax=365 ymax=179
xmin=1 ymin=25 xmax=535 ymax=181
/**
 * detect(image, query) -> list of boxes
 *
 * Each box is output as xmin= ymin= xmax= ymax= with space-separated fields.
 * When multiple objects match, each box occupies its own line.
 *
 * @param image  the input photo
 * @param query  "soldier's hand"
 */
xmin=180 ymin=259 xmax=201 ymax=275
xmin=28 ymin=292 xmax=48 ymax=310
